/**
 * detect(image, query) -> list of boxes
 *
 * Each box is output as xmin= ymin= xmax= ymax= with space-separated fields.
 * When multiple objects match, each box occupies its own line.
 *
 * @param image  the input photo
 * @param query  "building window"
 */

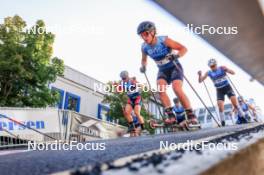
xmin=51 ymin=87 xmax=64 ymax=109
xmin=199 ymin=108 xmax=206 ymax=115
xmin=208 ymin=107 xmax=215 ymax=113
xmin=97 ymin=104 xmax=110 ymax=121
xmin=206 ymin=114 xmax=212 ymax=123
xmin=64 ymin=92 xmax=81 ymax=112
xmin=198 ymin=115 xmax=205 ymax=123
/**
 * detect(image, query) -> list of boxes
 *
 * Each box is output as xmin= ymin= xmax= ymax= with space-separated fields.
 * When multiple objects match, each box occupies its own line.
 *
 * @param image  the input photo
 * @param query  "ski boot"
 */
xmin=245 ymin=114 xmax=251 ymax=123
xmin=185 ymin=109 xmax=201 ymax=130
xmin=127 ymin=122 xmax=136 ymax=136
xmin=164 ymin=107 xmax=177 ymax=125
xmin=139 ymin=124 xmax=149 ymax=136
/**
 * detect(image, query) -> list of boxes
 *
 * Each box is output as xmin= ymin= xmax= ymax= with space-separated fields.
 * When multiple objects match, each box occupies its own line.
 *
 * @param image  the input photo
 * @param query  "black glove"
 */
xmin=140 ymin=65 xmax=146 ymax=73
xmin=168 ymin=54 xmax=180 ymax=61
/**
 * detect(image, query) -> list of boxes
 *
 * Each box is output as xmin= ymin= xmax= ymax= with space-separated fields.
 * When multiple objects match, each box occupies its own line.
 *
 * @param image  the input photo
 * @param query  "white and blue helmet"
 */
xmin=208 ymin=58 xmax=217 ymax=67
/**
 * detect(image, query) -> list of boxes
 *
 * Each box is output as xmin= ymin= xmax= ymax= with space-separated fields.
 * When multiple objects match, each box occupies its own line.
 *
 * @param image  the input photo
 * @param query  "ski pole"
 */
xmin=226 ymin=75 xmax=242 ymax=98
xmin=172 ymin=61 xmax=221 ymax=127
xmin=143 ymin=72 xmax=164 ymax=120
xmin=202 ymin=80 xmax=220 ymax=121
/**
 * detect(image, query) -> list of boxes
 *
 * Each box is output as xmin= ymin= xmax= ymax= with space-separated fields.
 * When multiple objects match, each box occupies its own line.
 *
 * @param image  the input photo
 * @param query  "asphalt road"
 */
xmin=0 ymin=123 xmax=259 ymax=175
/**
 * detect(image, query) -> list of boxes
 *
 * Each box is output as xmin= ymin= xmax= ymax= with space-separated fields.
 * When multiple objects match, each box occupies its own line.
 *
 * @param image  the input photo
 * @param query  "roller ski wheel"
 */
xmin=178 ymin=120 xmax=189 ymax=131
xmin=186 ymin=118 xmax=201 ymax=131
xmin=149 ymin=119 xmax=164 ymax=129
xmin=148 ymin=118 xmax=175 ymax=129
xmin=148 ymin=119 xmax=184 ymax=132
xmin=116 ymin=129 xmax=137 ymax=137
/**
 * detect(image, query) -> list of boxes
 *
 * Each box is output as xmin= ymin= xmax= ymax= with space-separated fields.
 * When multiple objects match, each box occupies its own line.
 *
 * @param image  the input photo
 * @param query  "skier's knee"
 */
xmin=134 ymin=111 xmax=141 ymax=117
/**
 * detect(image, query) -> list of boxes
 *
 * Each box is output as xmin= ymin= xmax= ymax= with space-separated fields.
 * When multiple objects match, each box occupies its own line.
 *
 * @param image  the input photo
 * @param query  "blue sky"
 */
xmin=1 ymin=0 xmax=263 ymax=112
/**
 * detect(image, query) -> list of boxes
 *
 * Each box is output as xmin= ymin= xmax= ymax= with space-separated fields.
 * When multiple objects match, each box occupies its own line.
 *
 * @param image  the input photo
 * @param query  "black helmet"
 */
xmin=173 ymin=97 xmax=179 ymax=104
xmin=137 ymin=21 xmax=156 ymax=35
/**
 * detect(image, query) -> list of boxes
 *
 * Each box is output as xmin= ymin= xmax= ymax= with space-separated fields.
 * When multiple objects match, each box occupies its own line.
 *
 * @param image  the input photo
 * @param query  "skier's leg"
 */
xmin=134 ymin=104 xmax=145 ymax=130
xmin=157 ymin=79 xmax=170 ymax=108
xmin=157 ymin=79 xmax=176 ymax=124
xmin=230 ymin=95 xmax=244 ymax=118
xmin=172 ymin=80 xmax=191 ymax=109
xmin=217 ymin=100 xmax=225 ymax=126
xmin=216 ymin=87 xmax=226 ymax=126
xmin=124 ymin=103 xmax=135 ymax=133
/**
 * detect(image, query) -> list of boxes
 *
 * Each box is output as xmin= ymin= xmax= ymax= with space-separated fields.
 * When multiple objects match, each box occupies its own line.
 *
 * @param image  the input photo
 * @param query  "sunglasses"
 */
xmin=210 ymin=64 xmax=217 ymax=68
xmin=140 ymin=31 xmax=150 ymax=38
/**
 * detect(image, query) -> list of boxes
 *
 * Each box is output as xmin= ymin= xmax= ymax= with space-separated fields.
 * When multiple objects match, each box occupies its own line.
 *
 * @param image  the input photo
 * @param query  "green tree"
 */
xmin=102 ymin=80 xmax=155 ymax=134
xmin=0 ymin=15 xmax=64 ymax=107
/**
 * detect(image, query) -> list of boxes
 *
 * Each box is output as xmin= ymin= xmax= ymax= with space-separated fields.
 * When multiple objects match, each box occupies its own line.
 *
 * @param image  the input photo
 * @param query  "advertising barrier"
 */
xmin=0 ymin=107 xmax=126 ymax=144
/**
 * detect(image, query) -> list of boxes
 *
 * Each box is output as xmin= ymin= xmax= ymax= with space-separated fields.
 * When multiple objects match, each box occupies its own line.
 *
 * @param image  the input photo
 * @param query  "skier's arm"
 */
xmin=141 ymin=51 xmax=147 ymax=67
xmin=198 ymin=71 xmax=208 ymax=83
xmin=164 ymin=37 xmax=187 ymax=57
xmin=221 ymin=66 xmax=235 ymax=75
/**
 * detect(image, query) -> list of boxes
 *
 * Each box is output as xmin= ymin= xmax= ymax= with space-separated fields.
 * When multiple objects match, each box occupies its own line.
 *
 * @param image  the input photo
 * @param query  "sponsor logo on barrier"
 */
xmin=0 ymin=119 xmax=45 ymax=131
xmin=78 ymin=125 xmax=100 ymax=137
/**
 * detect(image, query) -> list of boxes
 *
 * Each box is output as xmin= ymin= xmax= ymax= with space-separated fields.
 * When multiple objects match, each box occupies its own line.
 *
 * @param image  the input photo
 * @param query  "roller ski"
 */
xmin=148 ymin=107 xmax=201 ymax=131
xmin=148 ymin=118 xmax=182 ymax=130
xmin=184 ymin=110 xmax=201 ymax=131
xmin=116 ymin=124 xmax=139 ymax=137
xmin=148 ymin=106 xmax=182 ymax=131
xmin=148 ymin=115 xmax=201 ymax=131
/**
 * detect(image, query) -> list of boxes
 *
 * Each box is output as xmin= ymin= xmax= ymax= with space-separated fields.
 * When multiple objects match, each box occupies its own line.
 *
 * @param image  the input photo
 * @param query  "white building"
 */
xmin=194 ymin=104 xmax=235 ymax=128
